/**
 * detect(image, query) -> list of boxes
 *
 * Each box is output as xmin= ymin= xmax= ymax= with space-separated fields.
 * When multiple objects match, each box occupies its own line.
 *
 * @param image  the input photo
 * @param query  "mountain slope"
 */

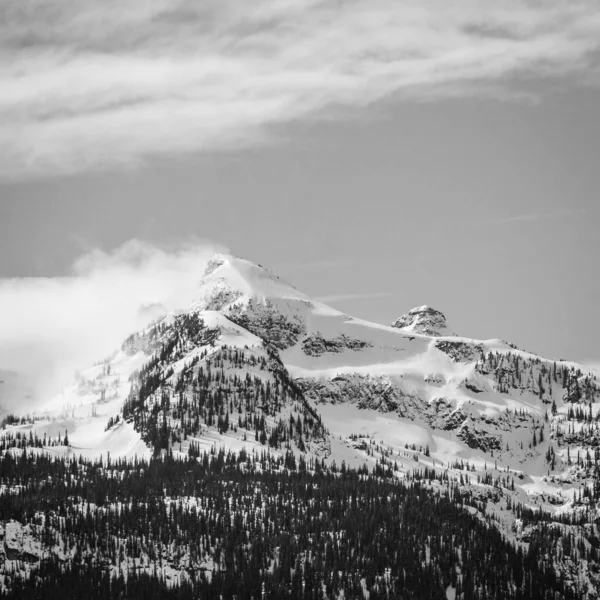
xmin=5 ymin=253 xmax=600 ymax=494
xmin=3 ymin=252 xmax=600 ymax=596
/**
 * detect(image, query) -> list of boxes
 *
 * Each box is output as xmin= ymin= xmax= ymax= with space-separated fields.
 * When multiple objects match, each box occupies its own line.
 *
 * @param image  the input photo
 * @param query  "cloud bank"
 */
xmin=1 ymin=0 xmax=600 ymax=179
xmin=0 ymin=240 xmax=224 ymax=411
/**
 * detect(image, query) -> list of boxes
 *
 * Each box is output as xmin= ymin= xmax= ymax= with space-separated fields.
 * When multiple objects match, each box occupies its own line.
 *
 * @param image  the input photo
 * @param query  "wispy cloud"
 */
xmin=482 ymin=208 xmax=587 ymax=226
xmin=0 ymin=239 xmax=225 ymax=410
xmin=315 ymin=292 xmax=392 ymax=303
xmin=2 ymin=0 xmax=600 ymax=180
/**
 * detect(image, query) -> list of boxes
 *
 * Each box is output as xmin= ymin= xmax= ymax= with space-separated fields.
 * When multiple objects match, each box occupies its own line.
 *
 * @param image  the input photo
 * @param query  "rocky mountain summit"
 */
xmin=391 ymin=304 xmax=452 ymax=336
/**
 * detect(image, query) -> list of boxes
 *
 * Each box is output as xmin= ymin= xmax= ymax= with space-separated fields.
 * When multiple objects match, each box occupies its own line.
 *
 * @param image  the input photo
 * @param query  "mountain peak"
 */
xmin=391 ymin=305 xmax=452 ymax=336
xmin=190 ymin=253 xmax=309 ymax=312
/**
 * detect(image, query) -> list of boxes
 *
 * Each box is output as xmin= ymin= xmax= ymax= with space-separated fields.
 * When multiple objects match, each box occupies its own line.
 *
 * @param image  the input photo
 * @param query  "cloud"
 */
xmin=315 ymin=291 xmax=392 ymax=303
xmin=482 ymin=208 xmax=587 ymax=225
xmin=0 ymin=239 xmax=225 ymax=411
xmin=1 ymin=0 xmax=600 ymax=179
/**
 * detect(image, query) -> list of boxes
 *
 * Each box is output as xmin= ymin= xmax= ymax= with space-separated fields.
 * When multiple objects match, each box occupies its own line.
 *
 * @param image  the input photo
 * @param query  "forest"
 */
xmin=0 ymin=448 xmax=587 ymax=600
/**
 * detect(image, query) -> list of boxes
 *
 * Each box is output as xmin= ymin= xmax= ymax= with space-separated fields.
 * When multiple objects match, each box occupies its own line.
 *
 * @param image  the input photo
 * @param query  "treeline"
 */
xmin=0 ymin=414 xmax=36 ymax=428
xmin=0 ymin=429 xmax=69 ymax=452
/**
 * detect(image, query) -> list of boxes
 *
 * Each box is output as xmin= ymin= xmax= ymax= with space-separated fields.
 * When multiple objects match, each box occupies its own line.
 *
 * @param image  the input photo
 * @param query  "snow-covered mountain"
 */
xmin=3 ymin=252 xmax=600 ymax=595
xmin=7 ymin=253 xmax=600 ymax=486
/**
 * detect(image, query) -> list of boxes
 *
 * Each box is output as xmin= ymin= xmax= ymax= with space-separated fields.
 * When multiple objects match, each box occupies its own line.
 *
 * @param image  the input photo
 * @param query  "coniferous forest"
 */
xmin=0 ymin=448 xmax=582 ymax=600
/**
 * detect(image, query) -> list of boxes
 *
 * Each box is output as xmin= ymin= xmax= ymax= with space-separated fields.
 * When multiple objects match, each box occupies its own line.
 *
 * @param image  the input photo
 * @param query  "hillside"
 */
xmin=2 ymin=252 xmax=600 ymax=598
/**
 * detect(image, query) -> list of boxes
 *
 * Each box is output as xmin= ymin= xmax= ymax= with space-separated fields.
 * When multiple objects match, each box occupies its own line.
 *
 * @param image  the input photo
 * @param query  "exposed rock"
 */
xmin=226 ymin=300 xmax=305 ymax=350
xmin=392 ymin=306 xmax=451 ymax=336
xmin=2 ymin=521 xmax=42 ymax=563
xmin=306 ymin=437 xmax=332 ymax=458
xmin=435 ymin=340 xmax=483 ymax=363
xmin=301 ymin=333 xmax=372 ymax=357
xmin=194 ymin=285 xmax=243 ymax=312
xmin=443 ymin=408 xmax=469 ymax=431
xmin=458 ymin=422 xmax=502 ymax=452
xmin=296 ymin=374 xmax=422 ymax=417
xmin=464 ymin=380 xmax=485 ymax=394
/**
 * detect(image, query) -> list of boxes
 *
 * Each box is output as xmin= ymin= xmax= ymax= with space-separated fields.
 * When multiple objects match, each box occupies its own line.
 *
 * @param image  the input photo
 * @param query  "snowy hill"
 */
xmin=4 ymin=253 xmax=600 ymax=488
xmin=3 ymin=252 xmax=600 ymax=595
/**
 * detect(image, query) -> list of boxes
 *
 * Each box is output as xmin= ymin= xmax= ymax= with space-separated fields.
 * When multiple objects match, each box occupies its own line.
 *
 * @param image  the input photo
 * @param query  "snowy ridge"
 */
xmin=3 ymin=252 xmax=600 ymax=595
xmin=3 ymin=252 xmax=599 ymax=482
xmin=190 ymin=254 xmax=313 ymax=312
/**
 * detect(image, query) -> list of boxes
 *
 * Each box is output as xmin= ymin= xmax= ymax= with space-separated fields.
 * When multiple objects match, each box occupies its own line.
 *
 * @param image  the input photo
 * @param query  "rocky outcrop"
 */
xmin=202 ymin=288 xmax=244 ymax=312
xmin=435 ymin=340 xmax=483 ymax=363
xmin=297 ymin=374 xmax=422 ymax=417
xmin=458 ymin=421 xmax=502 ymax=453
xmin=297 ymin=376 xmax=496 ymax=438
xmin=392 ymin=306 xmax=451 ymax=336
xmin=226 ymin=300 xmax=306 ymax=350
xmin=297 ymin=372 xmax=541 ymax=457
xmin=1 ymin=521 xmax=42 ymax=563
xmin=301 ymin=333 xmax=372 ymax=357
xmin=442 ymin=407 xmax=469 ymax=431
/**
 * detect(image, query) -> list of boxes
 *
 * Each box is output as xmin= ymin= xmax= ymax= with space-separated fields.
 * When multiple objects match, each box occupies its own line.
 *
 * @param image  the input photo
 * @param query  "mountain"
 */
xmin=2 ymin=252 xmax=600 ymax=598
xmin=391 ymin=305 xmax=454 ymax=336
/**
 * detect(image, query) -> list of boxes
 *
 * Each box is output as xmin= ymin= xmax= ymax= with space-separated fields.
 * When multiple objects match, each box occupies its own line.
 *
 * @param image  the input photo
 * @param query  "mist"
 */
xmin=0 ymin=239 xmax=225 ymax=413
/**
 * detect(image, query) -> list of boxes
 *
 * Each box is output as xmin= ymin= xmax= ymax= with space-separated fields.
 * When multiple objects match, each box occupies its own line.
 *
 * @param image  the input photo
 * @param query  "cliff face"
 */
xmin=391 ymin=305 xmax=452 ymax=336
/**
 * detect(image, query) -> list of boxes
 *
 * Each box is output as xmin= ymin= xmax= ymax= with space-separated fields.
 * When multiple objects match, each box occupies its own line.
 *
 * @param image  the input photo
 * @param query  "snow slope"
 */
xmin=2 ymin=252 xmax=599 ymax=519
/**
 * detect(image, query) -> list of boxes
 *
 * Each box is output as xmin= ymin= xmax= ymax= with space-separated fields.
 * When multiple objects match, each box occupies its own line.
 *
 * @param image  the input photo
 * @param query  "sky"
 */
xmin=1 ymin=0 xmax=600 ymax=403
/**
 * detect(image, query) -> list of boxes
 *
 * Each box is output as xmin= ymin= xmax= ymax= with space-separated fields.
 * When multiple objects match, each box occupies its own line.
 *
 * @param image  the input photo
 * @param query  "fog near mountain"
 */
xmin=0 ymin=239 xmax=223 ymax=410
